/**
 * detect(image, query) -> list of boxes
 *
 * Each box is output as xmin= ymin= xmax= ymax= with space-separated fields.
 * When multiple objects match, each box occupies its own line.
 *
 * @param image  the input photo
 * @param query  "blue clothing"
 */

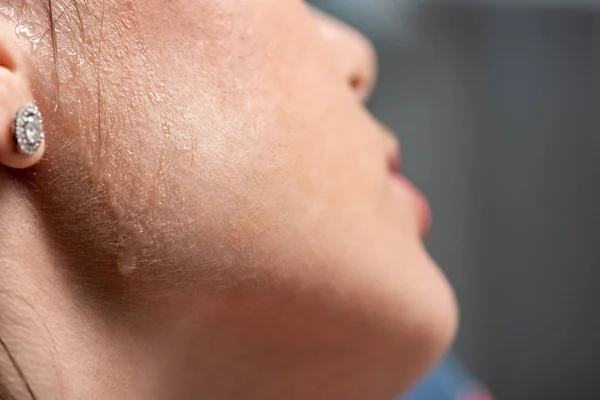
xmin=402 ymin=355 xmax=493 ymax=400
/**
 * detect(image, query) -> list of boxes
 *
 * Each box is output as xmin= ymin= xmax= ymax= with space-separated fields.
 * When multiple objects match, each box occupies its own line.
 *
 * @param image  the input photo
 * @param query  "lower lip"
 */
xmin=392 ymin=173 xmax=432 ymax=237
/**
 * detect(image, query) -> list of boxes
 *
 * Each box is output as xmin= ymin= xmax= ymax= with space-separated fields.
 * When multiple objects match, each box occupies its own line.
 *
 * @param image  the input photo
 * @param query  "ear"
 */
xmin=0 ymin=23 xmax=44 ymax=169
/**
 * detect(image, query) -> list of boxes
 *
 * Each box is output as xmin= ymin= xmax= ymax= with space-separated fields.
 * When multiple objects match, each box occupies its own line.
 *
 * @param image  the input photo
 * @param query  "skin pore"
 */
xmin=0 ymin=1 xmax=457 ymax=399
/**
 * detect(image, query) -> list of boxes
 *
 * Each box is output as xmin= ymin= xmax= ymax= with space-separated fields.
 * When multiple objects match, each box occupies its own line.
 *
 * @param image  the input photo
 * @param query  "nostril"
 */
xmin=349 ymin=74 xmax=363 ymax=91
xmin=349 ymin=72 xmax=372 ymax=102
xmin=348 ymin=44 xmax=377 ymax=102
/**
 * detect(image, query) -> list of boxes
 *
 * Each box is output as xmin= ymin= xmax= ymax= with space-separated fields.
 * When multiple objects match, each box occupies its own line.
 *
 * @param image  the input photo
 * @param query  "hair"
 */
xmin=0 ymin=336 xmax=37 ymax=400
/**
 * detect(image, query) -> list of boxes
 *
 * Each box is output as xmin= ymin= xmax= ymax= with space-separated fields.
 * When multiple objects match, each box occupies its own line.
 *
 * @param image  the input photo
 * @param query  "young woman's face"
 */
xmin=5 ymin=0 xmax=456 ymax=398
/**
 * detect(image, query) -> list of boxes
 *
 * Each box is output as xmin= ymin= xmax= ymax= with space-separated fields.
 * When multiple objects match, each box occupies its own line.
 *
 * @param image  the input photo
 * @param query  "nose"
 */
xmin=312 ymin=9 xmax=378 ymax=102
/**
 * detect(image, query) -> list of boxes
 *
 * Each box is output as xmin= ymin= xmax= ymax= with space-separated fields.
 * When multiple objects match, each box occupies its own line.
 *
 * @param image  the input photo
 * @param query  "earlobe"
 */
xmin=0 ymin=30 xmax=44 ymax=169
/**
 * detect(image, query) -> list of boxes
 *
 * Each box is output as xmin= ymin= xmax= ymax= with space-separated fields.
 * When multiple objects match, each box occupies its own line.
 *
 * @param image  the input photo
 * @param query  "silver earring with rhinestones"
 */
xmin=13 ymin=103 xmax=44 ymax=156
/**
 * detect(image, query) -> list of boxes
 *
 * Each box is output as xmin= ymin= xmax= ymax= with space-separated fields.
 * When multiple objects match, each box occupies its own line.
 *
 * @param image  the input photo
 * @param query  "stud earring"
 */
xmin=13 ymin=103 xmax=44 ymax=156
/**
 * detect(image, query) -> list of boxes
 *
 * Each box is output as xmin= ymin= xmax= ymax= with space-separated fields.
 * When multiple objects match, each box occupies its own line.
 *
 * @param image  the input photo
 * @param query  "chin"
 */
xmin=335 ymin=270 xmax=458 ymax=399
xmin=364 ymin=252 xmax=460 ymax=394
xmin=398 ymin=263 xmax=459 ymax=390
xmin=412 ymin=272 xmax=459 ymax=370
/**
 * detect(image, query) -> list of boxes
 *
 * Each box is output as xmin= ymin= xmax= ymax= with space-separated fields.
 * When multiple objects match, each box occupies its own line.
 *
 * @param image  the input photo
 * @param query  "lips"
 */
xmin=388 ymin=147 xmax=432 ymax=237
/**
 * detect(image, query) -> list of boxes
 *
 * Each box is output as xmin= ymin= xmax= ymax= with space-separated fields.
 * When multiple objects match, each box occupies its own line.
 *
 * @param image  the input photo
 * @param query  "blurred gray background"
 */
xmin=309 ymin=1 xmax=600 ymax=399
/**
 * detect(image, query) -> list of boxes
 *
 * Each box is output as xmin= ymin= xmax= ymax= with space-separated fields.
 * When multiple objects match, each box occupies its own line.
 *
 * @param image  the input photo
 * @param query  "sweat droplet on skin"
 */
xmin=118 ymin=250 xmax=137 ymax=276
xmin=15 ymin=23 xmax=40 ymax=50
xmin=0 ymin=6 xmax=14 ymax=19
xmin=115 ymin=217 xmax=140 ymax=276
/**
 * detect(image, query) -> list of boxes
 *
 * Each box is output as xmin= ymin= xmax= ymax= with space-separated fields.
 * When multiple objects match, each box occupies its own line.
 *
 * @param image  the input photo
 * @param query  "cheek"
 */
xmin=27 ymin=0 xmax=456 ymax=386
